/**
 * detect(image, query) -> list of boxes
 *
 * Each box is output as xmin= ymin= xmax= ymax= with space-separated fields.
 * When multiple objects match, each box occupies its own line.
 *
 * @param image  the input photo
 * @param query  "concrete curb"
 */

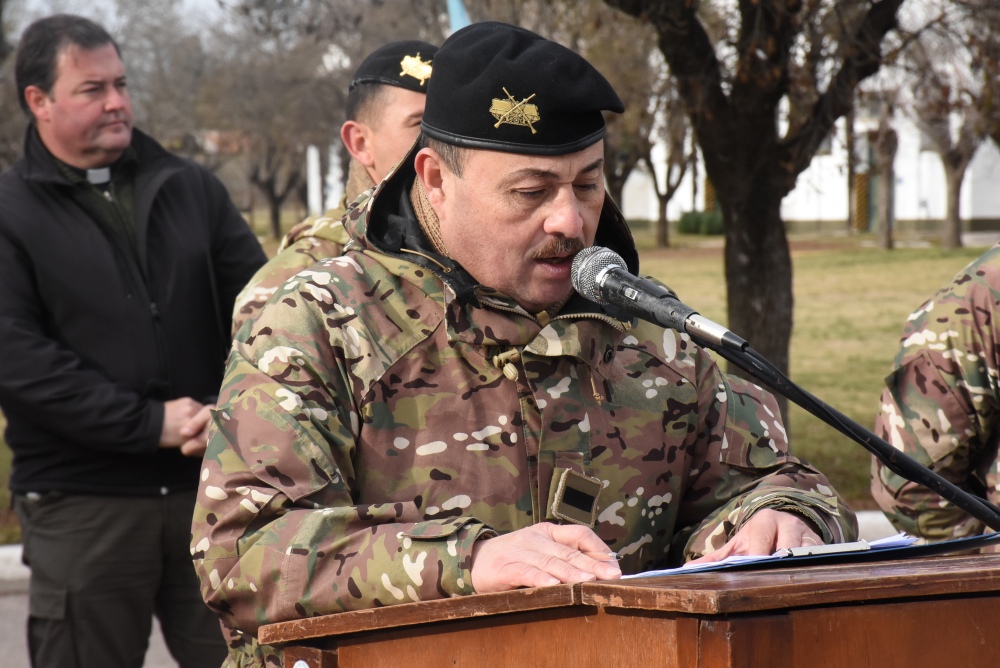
xmin=0 ymin=544 xmax=29 ymax=595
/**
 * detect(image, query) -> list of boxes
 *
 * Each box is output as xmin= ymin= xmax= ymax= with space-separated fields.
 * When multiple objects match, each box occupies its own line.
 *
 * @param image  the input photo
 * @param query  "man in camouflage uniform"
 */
xmin=193 ymin=22 xmax=857 ymax=666
xmin=232 ymin=40 xmax=438 ymax=333
xmin=873 ymin=244 xmax=1000 ymax=541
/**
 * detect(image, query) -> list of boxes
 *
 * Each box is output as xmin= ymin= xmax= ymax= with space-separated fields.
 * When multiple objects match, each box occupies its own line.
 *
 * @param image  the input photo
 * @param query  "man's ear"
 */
xmin=414 ymin=147 xmax=448 ymax=211
xmin=340 ymin=120 xmax=374 ymax=168
xmin=24 ymin=86 xmax=51 ymax=123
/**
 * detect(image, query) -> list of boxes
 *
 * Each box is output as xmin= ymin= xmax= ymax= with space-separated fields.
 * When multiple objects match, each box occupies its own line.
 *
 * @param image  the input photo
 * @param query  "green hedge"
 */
xmin=678 ymin=210 xmax=724 ymax=235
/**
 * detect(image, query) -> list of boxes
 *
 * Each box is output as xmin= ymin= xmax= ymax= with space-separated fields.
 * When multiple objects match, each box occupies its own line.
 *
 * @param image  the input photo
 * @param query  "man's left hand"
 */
xmin=179 ymin=404 xmax=214 ymax=457
xmin=688 ymin=508 xmax=823 ymax=565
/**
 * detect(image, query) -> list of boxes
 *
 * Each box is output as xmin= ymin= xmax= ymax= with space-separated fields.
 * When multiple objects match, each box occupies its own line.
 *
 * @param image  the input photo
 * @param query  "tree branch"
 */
xmin=781 ymin=0 xmax=905 ymax=184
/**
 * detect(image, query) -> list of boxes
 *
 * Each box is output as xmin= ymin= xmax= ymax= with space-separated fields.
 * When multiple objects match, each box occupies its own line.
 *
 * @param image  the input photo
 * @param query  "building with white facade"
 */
xmin=618 ymin=116 xmax=1000 ymax=239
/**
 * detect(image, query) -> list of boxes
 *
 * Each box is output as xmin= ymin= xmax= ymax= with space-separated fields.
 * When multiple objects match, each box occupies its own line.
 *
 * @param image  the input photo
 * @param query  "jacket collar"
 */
xmin=17 ymin=124 xmax=176 ymax=187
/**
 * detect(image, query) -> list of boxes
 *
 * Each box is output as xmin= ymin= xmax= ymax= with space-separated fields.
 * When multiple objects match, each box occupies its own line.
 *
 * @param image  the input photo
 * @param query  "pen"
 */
xmin=582 ymin=551 xmax=624 ymax=561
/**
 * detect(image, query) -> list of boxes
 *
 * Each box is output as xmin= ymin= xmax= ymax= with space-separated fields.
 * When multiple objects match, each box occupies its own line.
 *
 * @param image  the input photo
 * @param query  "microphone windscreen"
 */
xmin=571 ymin=246 xmax=627 ymax=303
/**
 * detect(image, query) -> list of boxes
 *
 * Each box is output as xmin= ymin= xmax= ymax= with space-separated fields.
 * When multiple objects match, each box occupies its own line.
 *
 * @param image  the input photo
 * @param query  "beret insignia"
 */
xmin=399 ymin=53 xmax=433 ymax=86
xmin=490 ymin=88 xmax=540 ymax=134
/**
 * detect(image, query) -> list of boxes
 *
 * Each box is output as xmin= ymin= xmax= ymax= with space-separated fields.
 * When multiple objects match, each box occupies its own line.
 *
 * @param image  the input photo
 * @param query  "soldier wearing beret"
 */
xmin=231 ymin=40 xmax=438 ymax=334
xmin=873 ymin=244 xmax=1000 ymax=541
xmin=192 ymin=22 xmax=857 ymax=666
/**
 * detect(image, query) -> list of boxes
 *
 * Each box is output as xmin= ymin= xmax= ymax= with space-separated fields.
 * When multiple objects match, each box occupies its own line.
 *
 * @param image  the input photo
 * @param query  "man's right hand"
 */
xmin=470 ymin=522 xmax=622 ymax=593
xmin=160 ymin=397 xmax=207 ymax=454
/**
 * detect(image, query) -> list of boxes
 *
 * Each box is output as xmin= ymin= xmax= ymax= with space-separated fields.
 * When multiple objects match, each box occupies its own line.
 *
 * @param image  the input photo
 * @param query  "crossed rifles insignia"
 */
xmin=490 ymin=87 xmax=540 ymax=134
xmin=399 ymin=53 xmax=432 ymax=86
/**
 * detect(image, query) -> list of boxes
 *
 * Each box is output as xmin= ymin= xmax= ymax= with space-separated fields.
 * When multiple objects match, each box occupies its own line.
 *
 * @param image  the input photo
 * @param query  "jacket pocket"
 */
xmin=29 ymin=584 xmax=67 ymax=620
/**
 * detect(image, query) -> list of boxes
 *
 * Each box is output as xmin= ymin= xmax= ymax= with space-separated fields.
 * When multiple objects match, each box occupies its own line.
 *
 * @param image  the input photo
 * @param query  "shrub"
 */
xmin=678 ymin=210 xmax=724 ymax=235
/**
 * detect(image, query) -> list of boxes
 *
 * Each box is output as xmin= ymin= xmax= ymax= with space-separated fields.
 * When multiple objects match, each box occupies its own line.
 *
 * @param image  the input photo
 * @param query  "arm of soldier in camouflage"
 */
xmin=660 ymin=346 xmax=855 ymax=560
xmin=192 ymin=258 xmax=855 ymax=638
xmin=230 ymin=208 xmax=351 ymax=336
xmin=194 ymin=280 xmax=486 ymax=636
xmin=872 ymin=246 xmax=1000 ymax=541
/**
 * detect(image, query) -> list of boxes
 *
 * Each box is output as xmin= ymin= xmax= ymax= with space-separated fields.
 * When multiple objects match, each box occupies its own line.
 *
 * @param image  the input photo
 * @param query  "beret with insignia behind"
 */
xmin=350 ymin=40 xmax=439 ymax=93
xmin=421 ymin=21 xmax=624 ymax=156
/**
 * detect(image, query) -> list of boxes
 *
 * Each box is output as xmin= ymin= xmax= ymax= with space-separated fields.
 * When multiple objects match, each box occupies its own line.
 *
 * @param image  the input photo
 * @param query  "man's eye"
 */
xmin=517 ymin=190 xmax=545 ymax=199
xmin=575 ymin=183 xmax=599 ymax=192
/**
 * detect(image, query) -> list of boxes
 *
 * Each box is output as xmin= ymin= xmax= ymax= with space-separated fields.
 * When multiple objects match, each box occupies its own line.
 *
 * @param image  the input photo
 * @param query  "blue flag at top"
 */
xmin=447 ymin=0 xmax=471 ymax=33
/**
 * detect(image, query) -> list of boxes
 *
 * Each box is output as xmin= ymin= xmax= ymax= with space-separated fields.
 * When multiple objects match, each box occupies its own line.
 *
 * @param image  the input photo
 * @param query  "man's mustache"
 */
xmin=532 ymin=237 xmax=585 ymax=259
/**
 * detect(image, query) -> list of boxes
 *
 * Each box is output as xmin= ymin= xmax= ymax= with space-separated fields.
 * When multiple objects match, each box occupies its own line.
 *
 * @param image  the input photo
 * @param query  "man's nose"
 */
xmin=544 ymin=188 xmax=585 ymax=238
xmin=105 ymin=87 xmax=128 ymax=112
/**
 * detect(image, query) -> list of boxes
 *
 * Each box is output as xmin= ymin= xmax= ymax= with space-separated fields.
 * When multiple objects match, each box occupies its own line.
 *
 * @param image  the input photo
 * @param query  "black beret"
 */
xmin=421 ymin=22 xmax=624 ymax=156
xmin=349 ymin=40 xmax=439 ymax=94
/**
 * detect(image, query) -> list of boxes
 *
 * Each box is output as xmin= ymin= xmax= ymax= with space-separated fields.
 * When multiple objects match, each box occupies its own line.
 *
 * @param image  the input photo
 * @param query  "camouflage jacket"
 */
xmin=230 ymin=197 xmax=351 ymax=335
xmin=192 ymin=157 xmax=856 ymax=666
xmin=873 ymin=244 xmax=1000 ymax=541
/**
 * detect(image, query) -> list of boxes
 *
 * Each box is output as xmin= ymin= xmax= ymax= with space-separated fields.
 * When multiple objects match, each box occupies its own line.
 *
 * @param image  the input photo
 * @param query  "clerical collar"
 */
xmin=87 ymin=167 xmax=111 ymax=185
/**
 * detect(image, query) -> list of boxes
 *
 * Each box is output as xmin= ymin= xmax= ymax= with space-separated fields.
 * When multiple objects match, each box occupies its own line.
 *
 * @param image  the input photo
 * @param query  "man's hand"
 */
xmin=688 ymin=509 xmax=823 ymax=565
xmin=160 ymin=398 xmax=214 ymax=457
xmin=470 ymin=522 xmax=622 ymax=593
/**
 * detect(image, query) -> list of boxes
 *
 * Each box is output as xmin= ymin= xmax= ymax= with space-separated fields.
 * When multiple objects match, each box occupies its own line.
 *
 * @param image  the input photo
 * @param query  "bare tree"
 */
xmin=957 ymin=0 xmax=1000 ymax=156
xmin=603 ymin=0 xmax=908 ymax=416
xmin=643 ymin=83 xmax=697 ymax=248
xmin=0 ymin=0 xmax=13 ymax=64
xmin=201 ymin=24 xmax=343 ymax=238
xmin=473 ymin=0 xmax=679 ymax=216
xmin=896 ymin=2 xmax=989 ymax=250
xmin=216 ymin=0 xmax=450 ymax=216
xmin=872 ymin=107 xmax=898 ymax=249
xmin=0 ymin=0 xmax=27 ymax=171
xmin=109 ymin=0 xmax=211 ymax=156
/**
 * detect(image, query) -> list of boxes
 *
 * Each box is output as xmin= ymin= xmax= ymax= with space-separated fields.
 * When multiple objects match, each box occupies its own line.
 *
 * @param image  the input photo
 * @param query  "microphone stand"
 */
xmin=692 ymin=333 xmax=1000 ymax=532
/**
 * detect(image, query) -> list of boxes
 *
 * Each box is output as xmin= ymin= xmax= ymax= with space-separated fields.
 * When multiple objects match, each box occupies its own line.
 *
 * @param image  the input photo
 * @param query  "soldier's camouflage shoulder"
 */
xmin=230 ymin=204 xmax=352 ymax=335
xmin=873 ymin=243 xmax=1000 ymax=540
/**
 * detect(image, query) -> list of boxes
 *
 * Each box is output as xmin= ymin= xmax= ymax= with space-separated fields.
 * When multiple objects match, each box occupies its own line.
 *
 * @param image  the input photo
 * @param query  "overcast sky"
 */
xmin=10 ymin=0 xmax=224 ymax=37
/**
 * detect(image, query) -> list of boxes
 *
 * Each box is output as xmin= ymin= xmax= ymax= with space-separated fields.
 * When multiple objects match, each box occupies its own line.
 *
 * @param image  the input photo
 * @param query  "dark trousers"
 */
xmin=14 ymin=490 xmax=227 ymax=668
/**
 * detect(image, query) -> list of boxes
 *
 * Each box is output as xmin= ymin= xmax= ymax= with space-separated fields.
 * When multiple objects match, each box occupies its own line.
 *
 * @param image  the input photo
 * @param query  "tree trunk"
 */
xmin=877 ymin=166 xmax=894 ymax=250
xmin=608 ymin=179 xmax=626 ymax=214
xmin=846 ymin=106 xmax=856 ymax=233
xmin=941 ymin=163 xmax=966 ymax=249
xmin=268 ymin=195 xmax=282 ymax=240
xmin=723 ymin=187 xmax=792 ymax=424
xmin=874 ymin=124 xmax=897 ymax=251
xmin=656 ymin=195 xmax=669 ymax=248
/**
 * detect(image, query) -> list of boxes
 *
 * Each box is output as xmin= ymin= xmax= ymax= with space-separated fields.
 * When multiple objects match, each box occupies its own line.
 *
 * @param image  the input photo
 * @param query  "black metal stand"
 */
xmin=696 ymin=334 xmax=1000 ymax=532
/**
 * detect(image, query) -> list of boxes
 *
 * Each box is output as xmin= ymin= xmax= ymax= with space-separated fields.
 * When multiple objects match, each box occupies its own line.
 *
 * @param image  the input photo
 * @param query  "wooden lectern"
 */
xmin=260 ymin=554 xmax=1000 ymax=668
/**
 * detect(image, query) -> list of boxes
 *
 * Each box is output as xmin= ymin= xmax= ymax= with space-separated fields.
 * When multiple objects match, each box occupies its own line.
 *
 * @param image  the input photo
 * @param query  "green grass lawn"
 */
xmin=637 ymin=232 xmax=986 ymax=508
xmin=0 ymin=231 xmax=991 ymax=542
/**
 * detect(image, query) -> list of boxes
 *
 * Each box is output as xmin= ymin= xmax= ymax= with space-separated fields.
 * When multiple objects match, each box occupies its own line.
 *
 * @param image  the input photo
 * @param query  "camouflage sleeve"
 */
xmin=192 ymin=317 xmax=485 ymax=635
xmin=230 ymin=210 xmax=350 ymax=336
xmin=872 ymin=248 xmax=1000 ymax=541
xmin=674 ymin=344 xmax=857 ymax=559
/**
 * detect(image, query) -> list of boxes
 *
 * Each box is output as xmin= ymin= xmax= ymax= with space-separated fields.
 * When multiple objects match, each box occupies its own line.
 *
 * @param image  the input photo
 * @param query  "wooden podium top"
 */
xmin=259 ymin=553 xmax=1000 ymax=646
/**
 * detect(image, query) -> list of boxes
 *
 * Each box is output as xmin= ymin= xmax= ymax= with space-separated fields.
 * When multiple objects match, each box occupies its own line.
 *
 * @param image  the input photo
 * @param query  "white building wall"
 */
xmin=891 ymin=117 xmax=937 ymax=222
xmin=617 ymin=115 xmax=1000 ymax=229
xmin=780 ymin=122 xmax=850 ymax=224
xmin=968 ymin=141 xmax=1000 ymax=220
xmin=618 ymin=140 xmax=700 ymax=222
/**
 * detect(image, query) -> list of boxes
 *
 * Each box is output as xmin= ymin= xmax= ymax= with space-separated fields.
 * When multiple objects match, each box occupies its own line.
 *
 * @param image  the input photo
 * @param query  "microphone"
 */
xmin=571 ymin=246 xmax=747 ymax=351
